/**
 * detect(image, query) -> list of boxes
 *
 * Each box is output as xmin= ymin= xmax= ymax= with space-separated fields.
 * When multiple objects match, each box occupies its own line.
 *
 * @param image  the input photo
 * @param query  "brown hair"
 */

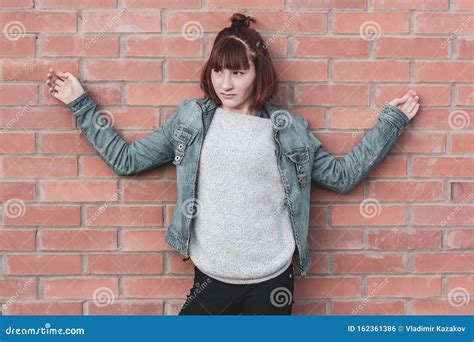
xmin=199 ymin=13 xmax=279 ymax=113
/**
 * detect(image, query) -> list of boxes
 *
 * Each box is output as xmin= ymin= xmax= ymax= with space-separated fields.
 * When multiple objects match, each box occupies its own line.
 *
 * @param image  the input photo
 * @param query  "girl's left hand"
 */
xmin=387 ymin=90 xmax=421 ymax=121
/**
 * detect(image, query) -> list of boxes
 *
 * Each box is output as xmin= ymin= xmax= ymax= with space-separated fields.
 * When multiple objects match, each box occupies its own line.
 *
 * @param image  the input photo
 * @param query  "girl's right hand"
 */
xmin=46 ymin=68 xmax=85 ymax=105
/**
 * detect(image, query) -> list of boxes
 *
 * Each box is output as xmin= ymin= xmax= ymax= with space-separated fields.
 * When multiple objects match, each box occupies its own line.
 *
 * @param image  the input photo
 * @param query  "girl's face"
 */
xmin=211 ymin=57 xmax=257 ymax=115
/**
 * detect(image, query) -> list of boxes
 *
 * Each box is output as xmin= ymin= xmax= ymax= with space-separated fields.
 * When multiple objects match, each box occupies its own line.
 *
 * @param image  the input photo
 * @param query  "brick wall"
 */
xmin=0 ymin=0 xmax=473 ymax=315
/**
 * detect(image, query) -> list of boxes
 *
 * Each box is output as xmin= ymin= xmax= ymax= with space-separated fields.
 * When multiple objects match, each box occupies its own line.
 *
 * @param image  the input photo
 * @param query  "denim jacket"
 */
xmin=67 ymin=92 xmax=410 ymax=277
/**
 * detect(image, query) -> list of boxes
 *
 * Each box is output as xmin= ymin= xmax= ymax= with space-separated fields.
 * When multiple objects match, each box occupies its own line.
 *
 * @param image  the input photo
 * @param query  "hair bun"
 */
xmin=230 ymin=13 xmax=254 ymax=29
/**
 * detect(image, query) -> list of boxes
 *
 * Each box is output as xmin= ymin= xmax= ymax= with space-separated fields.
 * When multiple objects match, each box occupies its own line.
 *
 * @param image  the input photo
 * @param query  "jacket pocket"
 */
xmin=172 ymin=124 xmax=198 ymax=165
xmin=285 ymin=146 xmax=310 ymax=187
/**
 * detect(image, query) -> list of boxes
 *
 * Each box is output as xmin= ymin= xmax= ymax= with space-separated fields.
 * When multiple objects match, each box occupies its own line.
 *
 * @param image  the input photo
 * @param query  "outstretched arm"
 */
xmin=308 ymin=90 xmax=420 ymax=194
xmin=46 ymin=69 xmax=177 ymax=176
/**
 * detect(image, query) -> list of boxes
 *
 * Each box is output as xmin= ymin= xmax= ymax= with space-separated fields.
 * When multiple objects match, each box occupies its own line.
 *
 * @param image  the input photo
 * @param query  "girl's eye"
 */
xmin=234 ymin=71 xmax=244 ymax=75
xmin=213 ymin=69 xmax=222 ymax=73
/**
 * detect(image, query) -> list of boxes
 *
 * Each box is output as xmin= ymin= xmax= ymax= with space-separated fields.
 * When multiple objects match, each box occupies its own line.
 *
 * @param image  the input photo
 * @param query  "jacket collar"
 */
xmin=196 ymin=97 xmax=289 ymax=129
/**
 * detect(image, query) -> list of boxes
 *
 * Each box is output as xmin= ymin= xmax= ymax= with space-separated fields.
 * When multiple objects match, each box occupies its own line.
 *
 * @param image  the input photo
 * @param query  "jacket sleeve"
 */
xmin=308 ymin=104 xmax=410 ymax=194
xmin=66 ymin=92 xmax=178 ymax=176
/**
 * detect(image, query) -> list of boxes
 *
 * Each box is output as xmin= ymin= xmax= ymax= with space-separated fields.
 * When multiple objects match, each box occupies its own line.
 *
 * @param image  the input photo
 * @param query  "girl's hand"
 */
xmin=46 ymin=68 xmax=85 ymax=105
xmin=387 ymin=90 xmax=421 ymax=121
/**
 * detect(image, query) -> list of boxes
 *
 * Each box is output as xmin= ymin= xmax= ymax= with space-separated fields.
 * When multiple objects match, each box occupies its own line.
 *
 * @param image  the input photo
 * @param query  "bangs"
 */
xmin=208 ymin=38 xmax=251 ymax=71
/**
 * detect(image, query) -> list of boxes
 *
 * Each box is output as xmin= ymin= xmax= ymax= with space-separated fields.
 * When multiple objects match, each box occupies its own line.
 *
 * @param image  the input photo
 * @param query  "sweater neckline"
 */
xmin=216 ymin=106 xmax=269 ymax=120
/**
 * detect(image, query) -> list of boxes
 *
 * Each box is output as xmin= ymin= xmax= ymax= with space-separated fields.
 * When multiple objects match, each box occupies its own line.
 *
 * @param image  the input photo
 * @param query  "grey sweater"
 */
xmin=189 ymin=107 xmax=296 ymax=284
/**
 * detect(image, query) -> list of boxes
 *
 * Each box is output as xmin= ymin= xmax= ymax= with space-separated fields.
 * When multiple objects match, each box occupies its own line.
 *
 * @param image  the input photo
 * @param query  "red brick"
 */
xmin=43 ymin=278 xmax=118 ymax=299
xmin=4 ymin=302 xmax=83 ymax=315
xmin=332 ymin=300 xmax=405 ymax=315
xmin=88 ymin=253 xmax=163 ymax=274
xmin=82 ymin=10 xmax=160 ymax=33
xmin=451 ymin=133 xmax=474 ymax=153
xmin=0 ymin=85 xmax=37 ymax=105
xmin=413 ymin=157 xmax=474 ymax=177
xmin=293 ymin=36 xmax=369 ymax=58
xmin=39 ymin=0 xmax=117 ymax=8
xmin=367 ymin=277 xmax=442 ymax=297
xmin=416 ymin=13 xmax=474 ymax=34
xmin=0 ymin=181 xmax=35 ymax=201
xmin=40 ymin=181 xmax=118 ymax=202
xmin=334 ymin=61 xmax=409 ymax=82
xmin=0 ymin=36 xmax=35 ymax=56
xmin=368 ymin=181 xmax=444 ymax=201
xmin=373 ymin=0 xmax=448 ymax=9
xmin=447 ymin=230 xmax=474 ymax=249
xmin=415 ymin=253 xmax=474 ymax=273
xmin=39 ymin=229 xmax=117 ymax=251
xmin=127 ymin=84 xmax=202 ymax=105
xmin=294 ymin=277 xmax=362 ymax=298
xmin=84 ymin=60 xmax=162 ymax=81
xmin=0 ymin=278 xmax=36 ymax=299
xmin=0 ymin=11 xmax=76 ymax=33
xmin=122 ymin=180 xmax=177 ymax=202
xmin=332 ymin=205 xmax=407 ymax=226
xmin=375 ymin=37 xmax=449 ymax=58
xmin=121 ymin=230 xmax=172 ymax=251
xmin=333 ymin=253 xmax=406 ymax=273
xmin=308 ymin=229 xmax=364 ymax=250
xmin=125 ymin=36 xmax=203 ymax=57
xmin=0 ymin=230 xmax=35 ymax=251
xmin=85 ymin=205 xmax=163 ymax=227
xmin=368 ymin=230 xmax=442 ymax=250
xmin=274 ymin=60 xmax=328 ymax=81
xmin=1 ymin=157 xmax=77 ymax=178
xmin=0 ymin=132 xmax=35 ymax=153
xmin=42 ymin=35 xmax=120 ymax=57
xmin=6 ymin=254 xmax=82 ymax=275
xmin=416 ymin=62 xmax=474 ymax=82
xmin=3 ymin=205 xmax=80 ymax=227
xmin=295 ymin=85 xmax=369 ymax=106
xmin=334 ymin=12 xmax=409 ymax=33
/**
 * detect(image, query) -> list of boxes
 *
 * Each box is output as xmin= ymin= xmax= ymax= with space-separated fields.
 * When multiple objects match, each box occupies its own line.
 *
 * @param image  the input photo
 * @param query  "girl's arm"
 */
xmin=67 ymin=92 xmax=178 ymax=176
xmin=308 ymin=103 xmax=411 ymax=194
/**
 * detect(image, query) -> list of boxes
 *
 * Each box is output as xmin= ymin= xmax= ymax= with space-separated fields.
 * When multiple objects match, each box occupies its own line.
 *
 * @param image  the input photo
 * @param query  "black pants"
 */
xmin=178 ymin=262 xmax=295 ymax=315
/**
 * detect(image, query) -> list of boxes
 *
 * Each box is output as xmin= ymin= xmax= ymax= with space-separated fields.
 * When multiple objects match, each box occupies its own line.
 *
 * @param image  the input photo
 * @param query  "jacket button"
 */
xmin=298 ymin=165 xmax=304 ymax=171
xmin=178 ymin=143 xmax=184 ymax=150
xmin=174 ymin=156 xmax=181 ymax=161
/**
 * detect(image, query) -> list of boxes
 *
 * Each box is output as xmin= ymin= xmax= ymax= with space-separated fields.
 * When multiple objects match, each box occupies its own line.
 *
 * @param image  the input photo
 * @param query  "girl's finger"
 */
xmin=403 ymin=95 xmax=414 ymax=111
xmin=407 ymin=96 xmax=419 ymax=113
xmin=54 ymin=78 xmax=64 ymax=87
